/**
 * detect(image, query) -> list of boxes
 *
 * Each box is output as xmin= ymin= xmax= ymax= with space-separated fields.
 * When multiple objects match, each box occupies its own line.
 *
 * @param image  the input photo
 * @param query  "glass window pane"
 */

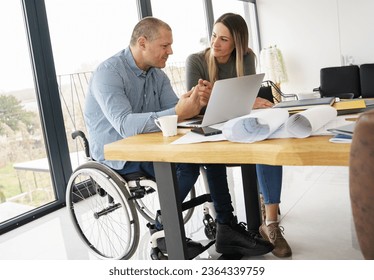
xmin=212 ymin=0 xmax=260 ymax=56
xmin=0 ymin=1 xmax=55 ymax=224
xmin=44 ymin=0 xmax=139 ymax=155
xmin=151 ymin=0 xmax=209 ymax=95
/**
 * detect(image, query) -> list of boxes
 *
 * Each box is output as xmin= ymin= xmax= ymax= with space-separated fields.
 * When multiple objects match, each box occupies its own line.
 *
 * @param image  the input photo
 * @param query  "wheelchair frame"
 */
xmin=66 ymin=131 xmax=215 ymax=260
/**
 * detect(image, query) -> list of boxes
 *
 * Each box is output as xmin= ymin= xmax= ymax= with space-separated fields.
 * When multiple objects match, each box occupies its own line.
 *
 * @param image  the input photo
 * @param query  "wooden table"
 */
xmin=104 ymin=129 xmax=350 ymax=259
xmin=105 ymin=130 xmax=349 ymax=166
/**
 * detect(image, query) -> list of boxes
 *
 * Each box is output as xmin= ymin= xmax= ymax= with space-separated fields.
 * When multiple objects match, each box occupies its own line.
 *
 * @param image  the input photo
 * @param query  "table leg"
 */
xmin=153 ymin=162 xmax=188 ymax=260
xmin=240 ymin=164 xmax=261 ymax=230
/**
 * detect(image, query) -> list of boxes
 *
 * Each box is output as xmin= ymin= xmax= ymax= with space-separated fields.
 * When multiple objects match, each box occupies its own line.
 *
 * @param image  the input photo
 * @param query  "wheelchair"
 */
xmin=65 ymin=130 xmax=216 ymax=260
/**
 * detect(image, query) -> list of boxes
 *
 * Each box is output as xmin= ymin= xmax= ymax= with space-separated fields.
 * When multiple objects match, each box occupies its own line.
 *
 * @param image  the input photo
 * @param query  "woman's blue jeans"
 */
xmin=256 ymin=164 xmax=283 ymax=204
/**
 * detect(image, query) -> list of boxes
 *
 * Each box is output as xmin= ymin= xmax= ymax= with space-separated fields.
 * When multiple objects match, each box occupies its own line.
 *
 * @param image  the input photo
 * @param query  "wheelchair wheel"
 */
xmin=131 ymin=181 xmax=196 ymax=224
xmin=66 ymin=162 xmax=139 ymax=260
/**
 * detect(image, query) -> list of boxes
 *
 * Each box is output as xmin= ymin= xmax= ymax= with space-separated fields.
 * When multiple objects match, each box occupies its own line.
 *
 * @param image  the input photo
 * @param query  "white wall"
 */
xmin=338 ymin=0 xmax=374 ymax=65
xmin=256 ymin=0 xmax=374 ymax=95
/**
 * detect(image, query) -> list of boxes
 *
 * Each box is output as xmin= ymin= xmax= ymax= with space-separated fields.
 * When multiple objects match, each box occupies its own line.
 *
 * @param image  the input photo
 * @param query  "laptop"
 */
xmin=178 ymin=73 xmax=265 ymax=128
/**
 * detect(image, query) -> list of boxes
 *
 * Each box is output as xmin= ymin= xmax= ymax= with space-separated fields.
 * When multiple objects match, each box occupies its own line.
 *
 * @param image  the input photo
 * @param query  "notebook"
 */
xmin=273 ymin=97 xmax=336 ymax=112
xmin=333 ymin=99 xmax=366 ymax=115
xmin=178 ymin=73 xmax=265 ymax=128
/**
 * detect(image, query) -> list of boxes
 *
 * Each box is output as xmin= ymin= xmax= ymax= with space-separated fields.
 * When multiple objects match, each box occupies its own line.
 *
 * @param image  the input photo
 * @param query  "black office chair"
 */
xmin=359 ymin=63 xmax=374 ymax=98
xmin=316 ymin=65 xmax=361 ymax=99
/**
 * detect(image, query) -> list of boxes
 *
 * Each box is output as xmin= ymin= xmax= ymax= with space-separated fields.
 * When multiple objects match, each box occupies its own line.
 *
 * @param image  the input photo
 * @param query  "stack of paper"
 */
xmin=329 ymin=134 xmax=352 ymax=143
xmin=327 ymin=122 xmax=355 ymax=136
xmin=327 ymin=122 xmax=355 ymax=143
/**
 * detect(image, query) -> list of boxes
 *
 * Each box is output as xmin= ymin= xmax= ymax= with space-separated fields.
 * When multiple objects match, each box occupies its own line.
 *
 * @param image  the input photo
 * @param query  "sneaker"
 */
xmin=147 ymin=223 xmax=205 ymax=259
xmin=259 ymin=222 xmax=292 ymax=258
xmin=215 ymin=216 xmax=274 ymax=256
xmin=148 ymin=223 xmax=166 ymax=252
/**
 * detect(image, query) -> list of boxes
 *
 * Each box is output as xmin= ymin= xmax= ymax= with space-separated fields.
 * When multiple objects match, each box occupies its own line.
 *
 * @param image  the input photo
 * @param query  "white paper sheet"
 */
xmin=222 ymin=108 xmax=289 ymax=143
xmin=284 ymin=105 xmax=337 ymax=138
xmin=171 ymin=131 xmax=226 ymax=144
xmin=222 ymin=106 xmax=338 ymax=143
xmin=172 ymin=123 xmax=226 ymax=144
xmin=172 ymin=106 xmax=353 ymax=144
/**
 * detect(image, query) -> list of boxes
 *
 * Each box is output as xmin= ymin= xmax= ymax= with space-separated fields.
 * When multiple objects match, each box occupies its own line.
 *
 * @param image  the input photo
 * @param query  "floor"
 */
xmin=0 ymin=165 xmax=364 ymax=261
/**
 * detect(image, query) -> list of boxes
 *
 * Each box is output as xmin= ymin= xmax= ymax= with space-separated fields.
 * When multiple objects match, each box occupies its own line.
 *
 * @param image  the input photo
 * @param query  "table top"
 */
xmin=104 ymin=129 xmax=350 ymax=166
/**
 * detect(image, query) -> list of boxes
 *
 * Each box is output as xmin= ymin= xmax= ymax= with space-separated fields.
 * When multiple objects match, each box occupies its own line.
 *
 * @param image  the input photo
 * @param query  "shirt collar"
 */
xmin=125 ymin=47 xmax=153 ymax=77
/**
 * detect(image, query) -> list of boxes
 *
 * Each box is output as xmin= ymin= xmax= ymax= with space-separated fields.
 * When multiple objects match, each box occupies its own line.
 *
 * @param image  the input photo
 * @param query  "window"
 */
xmin=0 ymin=0 xmax=55 ymax=226
xmin=45 ymin=0 xmax=139 ymax=154
xmin=212 ymin=0 xmax=260 ymax=56
xmin=151 ymin=0 xmax=209 ymax=94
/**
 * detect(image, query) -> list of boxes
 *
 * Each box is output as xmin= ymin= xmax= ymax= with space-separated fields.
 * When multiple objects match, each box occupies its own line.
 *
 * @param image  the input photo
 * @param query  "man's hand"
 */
xmin=197 ymin=79 xmax=212 ymax=107
xmin=175 ymin=79 xmax=212 ymax=121
xmin=253 ymin=97 xmax=274 ymax=109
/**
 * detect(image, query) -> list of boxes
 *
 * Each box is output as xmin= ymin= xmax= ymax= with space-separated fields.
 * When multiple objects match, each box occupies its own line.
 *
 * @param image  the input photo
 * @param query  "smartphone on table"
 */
xmin=191 ymin=126 xmax=222 ymax=136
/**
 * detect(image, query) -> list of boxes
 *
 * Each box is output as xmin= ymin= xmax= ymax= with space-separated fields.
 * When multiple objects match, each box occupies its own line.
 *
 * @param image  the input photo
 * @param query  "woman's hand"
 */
xmin=253 ymin=97 xmax=274 ymax=109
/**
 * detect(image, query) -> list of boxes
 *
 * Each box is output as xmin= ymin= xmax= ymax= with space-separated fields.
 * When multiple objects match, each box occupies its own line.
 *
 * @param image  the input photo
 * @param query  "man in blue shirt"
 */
xmin=84 ymin=16 xmax=273 ymax=258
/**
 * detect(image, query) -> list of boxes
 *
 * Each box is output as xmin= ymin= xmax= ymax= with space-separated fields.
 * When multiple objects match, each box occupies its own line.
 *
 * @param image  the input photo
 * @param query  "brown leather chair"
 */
xmin=350 ymin=109 xmax=374 ymax=259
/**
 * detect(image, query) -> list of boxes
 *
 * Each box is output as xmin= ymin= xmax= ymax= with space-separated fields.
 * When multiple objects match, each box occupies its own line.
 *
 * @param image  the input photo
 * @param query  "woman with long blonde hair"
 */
xmin=186 ymin=12 xmax=292 ymax=258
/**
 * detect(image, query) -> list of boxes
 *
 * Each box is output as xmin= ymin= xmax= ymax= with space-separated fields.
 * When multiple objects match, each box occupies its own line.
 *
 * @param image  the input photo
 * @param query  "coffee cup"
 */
xmin=154 ymin=115 xmax=178 ymax=137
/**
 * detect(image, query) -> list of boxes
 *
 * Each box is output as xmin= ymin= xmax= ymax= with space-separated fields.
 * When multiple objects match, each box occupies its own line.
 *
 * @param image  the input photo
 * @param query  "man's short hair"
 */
xmin=130 ymin=17 xmax=172 ymax=46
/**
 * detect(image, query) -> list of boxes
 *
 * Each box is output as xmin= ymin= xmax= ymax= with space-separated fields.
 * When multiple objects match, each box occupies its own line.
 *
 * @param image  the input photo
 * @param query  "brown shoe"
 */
xmin=259 ymin=222 xmax=292 ymax=258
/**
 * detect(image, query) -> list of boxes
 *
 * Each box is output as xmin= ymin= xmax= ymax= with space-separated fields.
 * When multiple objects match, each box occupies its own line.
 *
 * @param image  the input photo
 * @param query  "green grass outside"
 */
xmin=0 ymin=163 xmax=54 ymax=205
xmin=0 ymin=163 xmax=22 ymax=198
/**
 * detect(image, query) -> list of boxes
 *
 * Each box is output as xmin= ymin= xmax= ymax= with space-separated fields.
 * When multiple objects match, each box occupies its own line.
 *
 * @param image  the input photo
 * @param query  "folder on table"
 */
xmin=333 ymin=99 xmax=366 ymax=115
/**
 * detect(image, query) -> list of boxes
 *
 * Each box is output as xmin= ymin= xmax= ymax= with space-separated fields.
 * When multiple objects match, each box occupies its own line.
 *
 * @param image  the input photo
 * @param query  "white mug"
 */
xmin=154 ymin=115 xmax=178 ymax=137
